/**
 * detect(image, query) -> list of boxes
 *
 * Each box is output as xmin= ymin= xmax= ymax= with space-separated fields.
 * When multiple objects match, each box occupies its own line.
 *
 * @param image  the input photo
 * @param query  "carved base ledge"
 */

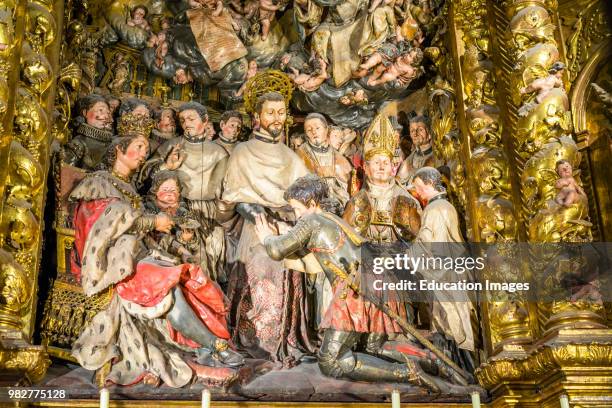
xmin=0 ymin=338 xmax=51 ymax=386
xmin=476 ymin=329 xmax=612 ymax=408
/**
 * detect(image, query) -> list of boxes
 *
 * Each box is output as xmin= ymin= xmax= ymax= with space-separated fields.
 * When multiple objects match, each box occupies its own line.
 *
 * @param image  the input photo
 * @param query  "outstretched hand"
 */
xmin=254 ymin=213 xmax=276 ymax=243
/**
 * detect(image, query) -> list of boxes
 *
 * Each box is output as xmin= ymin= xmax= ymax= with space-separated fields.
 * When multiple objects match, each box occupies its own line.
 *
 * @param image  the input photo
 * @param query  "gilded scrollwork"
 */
xmin=6 ymin=141 xmax=44 ymax=202
xmin=0 ymin=6 xmax=15 ymax=77
xmin=472 ymin=148 xmax=511 ymax=199
xmin=1 ymin=198 xmax=39 ymax=252
xmin=452 ymin=0 xmax=523 ymax=352
xmin=0 ymin=249 xmax=31 ymax=320
xmin=13 ymin=87 xmax=49 ymax=161
xmin=0 ymin=346 xmax=51 ymax=384
xmin=25 ymin=2 xmax=56 ymax=54
xmin=561 ymin=0 xmax=610 ymax=81
xmin=21 ymin=44 xmax=54 ymax=98
xmin=497 ymin=0 xmax=603 ymax=342
xmin=476 ymin=197 xmax=517 ymax=244
xmin=509 ymin=5 xmax=556 ymax=52
xmin=476 ymin=331 xmax=612 ymax=392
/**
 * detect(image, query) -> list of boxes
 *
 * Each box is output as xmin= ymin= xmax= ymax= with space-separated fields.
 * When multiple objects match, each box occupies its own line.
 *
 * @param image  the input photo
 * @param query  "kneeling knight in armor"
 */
xmin=253 ymin=174 xmax=466 ymax=392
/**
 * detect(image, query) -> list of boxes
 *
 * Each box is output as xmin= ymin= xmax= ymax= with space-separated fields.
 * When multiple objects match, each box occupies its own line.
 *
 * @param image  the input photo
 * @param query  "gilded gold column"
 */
xmin=435 ymin=0 xmax=533 ymax=363
xmin=0 ymin=0 xmax=65 ymax=385
xmin=474 ymin=0 xmax=612 ymax=406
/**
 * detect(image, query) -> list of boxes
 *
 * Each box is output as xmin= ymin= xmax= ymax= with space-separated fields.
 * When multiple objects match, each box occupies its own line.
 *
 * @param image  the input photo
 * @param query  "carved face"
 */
xmin=412 ymin=176 xmax=436 ymax=201
xmin=131 ymin=104 xmax=151 ymax=118
xmin=398 ymin=53 xmax=413 ymax=66
xmin=179 ymin=109 xmax=207 ymax=137
xmin=108 ymin=98 xmax=120 ymax=114
xmin=290 ymin=135 xmax=304 ymax=150
xmin=180 ymin=228 xmax=195 ymax=242
xmin=365 ymin=153 xmax=393 ymax=185
xmin=84 ymin=101 xmax=111 ymax=130
xmin=174 ymin=68 xmax=192 ymax=85
xmin=115 ymin=135 xmax=149 ymax=173
xmin=132 ymin=7 xmax=146 ymax=23
xmin=288 ymin=198 xmax=317 ymax=219
xmin=556 ymin=161 xmax=572 ymax=178
xmin=329 ymin=128 xmax=343 ymax=150
xmin=205 ymin=122 xmax=215 ymax=140
xmin=409 ymin=121 xmax=430 ymax=147
xmin=258 ymin=100 xmax=286 ymax=137
xmin=304 ymin=118 xmax=328 ymax=148
xmin=156 ymin=178 xmax=180 ymax=208
xmin=157 ymin=109 xmax=176 ymax=133
xmin=220 ymin=116 xmax=242 ymax=141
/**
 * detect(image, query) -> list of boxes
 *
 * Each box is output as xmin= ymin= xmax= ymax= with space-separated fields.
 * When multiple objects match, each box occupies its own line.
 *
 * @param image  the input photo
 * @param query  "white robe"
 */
xmin=411 ymin=193 xmax=475 ymax=351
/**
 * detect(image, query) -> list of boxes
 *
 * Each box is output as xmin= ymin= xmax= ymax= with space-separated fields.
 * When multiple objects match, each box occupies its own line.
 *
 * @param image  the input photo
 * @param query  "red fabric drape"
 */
xmin=71 ymin=198 xmax=119 ymax=282
xmin=73 ymin=198 xmax=230 ymax=348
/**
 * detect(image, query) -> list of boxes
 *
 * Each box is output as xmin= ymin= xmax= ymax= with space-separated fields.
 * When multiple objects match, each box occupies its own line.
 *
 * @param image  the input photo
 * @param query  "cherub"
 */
xmin=287 ymin=57 xmax=329 ymax=92
xmin=173 ymin=67 xmax=193 ymax=85
xmin=160 ymin=17 xmax=173 ymax=31
xmin=554 ymin=159 xmax=585 ymax=207
xmin=339 ymin=89 xmax=368 ymax=106
xmin=108 ymin=53 xmax=130 ymax=95
xmin=235 ymin=60 xmax=258 ymax=97
xmin=147 ymin=28 xmax=168 ymax=48
xmin=520 ymin=61 xmax=565 ymax=104
xmin=365 ymin=46 xmax=424 ymax=87
xmin=127 ymin=5 xmax=151 ymax=31
xmin=244 ymin=0 xmax=285 ymax=41
xmin=189 ymin=0 xmax=224 ymax=16
xmin=354 ymin=42 xmax=403 ymax=78
xmin=205 ymin=122 xmax=216 ymax=141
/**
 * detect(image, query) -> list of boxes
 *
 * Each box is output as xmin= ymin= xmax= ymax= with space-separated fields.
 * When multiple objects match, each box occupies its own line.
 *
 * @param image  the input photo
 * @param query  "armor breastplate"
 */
xmin=309 ymin=216 xmax=343 ymax=253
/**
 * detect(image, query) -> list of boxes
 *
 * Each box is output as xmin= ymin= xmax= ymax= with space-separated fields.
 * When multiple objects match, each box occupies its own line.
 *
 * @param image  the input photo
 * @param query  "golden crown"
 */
xmin=363 ymin=113 xmax=398 ymax=161
xmin=117 ymin=112 xmax=156 ymax=138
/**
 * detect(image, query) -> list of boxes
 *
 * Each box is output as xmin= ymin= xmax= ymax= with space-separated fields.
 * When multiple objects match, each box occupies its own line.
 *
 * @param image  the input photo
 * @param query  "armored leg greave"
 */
xmin=317 ymin=329 xmax=439 ymax=391
xmin=364 ymin=333 xmax=440 ymax=376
